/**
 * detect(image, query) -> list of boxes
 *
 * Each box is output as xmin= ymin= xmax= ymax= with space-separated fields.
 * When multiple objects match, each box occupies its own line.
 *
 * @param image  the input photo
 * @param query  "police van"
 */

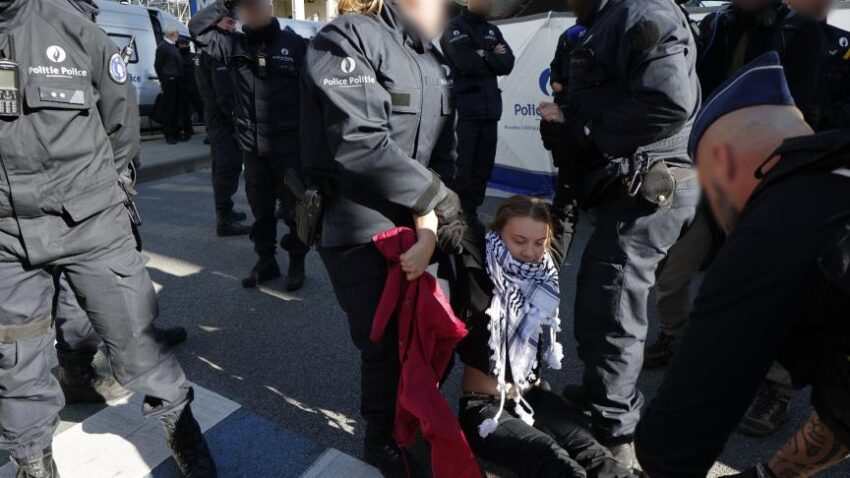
xmin=95 ymin=1 xmax=189 ymax=126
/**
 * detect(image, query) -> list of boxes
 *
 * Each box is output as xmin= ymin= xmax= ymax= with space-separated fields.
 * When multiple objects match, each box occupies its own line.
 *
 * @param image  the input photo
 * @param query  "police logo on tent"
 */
xmin=539 ymin=68 xmax=553 ymax=96
xmin=46 ymin=45 xmax=66 ymax=63
xmin=108 ymin=53 xmax=128 ymax=84
xmin=341 ymin=57 xmax=356 ymax=74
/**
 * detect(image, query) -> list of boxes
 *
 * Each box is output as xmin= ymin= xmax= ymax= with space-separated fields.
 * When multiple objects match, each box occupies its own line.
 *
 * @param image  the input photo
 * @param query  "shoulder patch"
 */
xmin=108 ymin=53 xmax=128 ymax=84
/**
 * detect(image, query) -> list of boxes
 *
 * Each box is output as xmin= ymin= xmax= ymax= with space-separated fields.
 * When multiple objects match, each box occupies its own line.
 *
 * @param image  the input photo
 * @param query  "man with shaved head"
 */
xmin=635 ymin=52 xmax=850 ymax=478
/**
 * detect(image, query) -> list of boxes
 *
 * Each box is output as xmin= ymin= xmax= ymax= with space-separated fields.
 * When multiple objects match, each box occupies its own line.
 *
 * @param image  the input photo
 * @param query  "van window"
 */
xmin=107 ymin=34 xmax=139 ymax=64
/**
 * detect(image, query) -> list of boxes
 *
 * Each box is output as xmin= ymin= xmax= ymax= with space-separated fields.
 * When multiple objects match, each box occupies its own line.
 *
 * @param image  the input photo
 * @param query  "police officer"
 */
xmin=155 ymin=26 xmax=184 ymax=145
xmin=545 ymin=18 xmax=585 ymax=262
xmin=698 ymin=0 xmax=824 ymax=120
xmin=440 ymin=0 xmax=514 ymax=216
xmin=538 ymin=0 xmax=700 ymax=467
xmin=177 ymin=35 xmax=197 ymax=141
xmin=194 ymin=15 xmax=251 ymax=237
xmin=636 ymin=52 xmax=850 ymax=478
xmin=0 ymin=0 xmax=216 ymax=476
xmin=190 ymin=0 xmax=310 ymax=291
xmin=301 ymin=0 xmax=464 ymax=473
xmin=789 ymin=0 xmax=850 ymax=132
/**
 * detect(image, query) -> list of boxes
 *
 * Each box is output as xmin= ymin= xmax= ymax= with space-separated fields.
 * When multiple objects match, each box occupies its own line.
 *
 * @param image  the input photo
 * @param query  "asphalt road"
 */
xmin=134 ymin=169 xmax=848 ymax=477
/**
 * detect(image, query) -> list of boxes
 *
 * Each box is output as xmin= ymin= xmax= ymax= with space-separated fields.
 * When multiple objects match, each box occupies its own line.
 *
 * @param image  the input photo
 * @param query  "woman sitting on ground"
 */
xmin=450 ymin=196 xmax=636 ymax=478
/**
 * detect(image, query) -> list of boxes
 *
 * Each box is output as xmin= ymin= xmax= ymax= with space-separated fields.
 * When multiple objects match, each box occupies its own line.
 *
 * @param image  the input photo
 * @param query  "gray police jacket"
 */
xmin=0 ymin=0 xmax=140 ymax=265
xmin=300 ymin=1 xmax=457 ymax=248
xmin=569 ymin=0 xmax=700 ymax=163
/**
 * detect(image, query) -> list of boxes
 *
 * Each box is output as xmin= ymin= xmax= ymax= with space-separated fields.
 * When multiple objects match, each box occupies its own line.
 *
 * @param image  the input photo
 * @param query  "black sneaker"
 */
xmin=12 ymin=446 xmax=59 ymax=478
xmin=162 ymin=405 xmax=217 ymax=478
xmin=215 ymin=217 xmax=250 ymax=237
xmin=154 ymin=325 xmax=188 ymax=347
xmin=227 ymin=210 xmax=248 ymax=222
xmin=285 ymin=254 xmax=306 ymax=291
xmin=241 ymin=257 xmax=281 ymax=288
xmin=644 ymin=333 xmax=679 ymax=369
xmin=738 ymin=381 xmax=790 ymax=437
xmin=59 ymin=363 xmax=131 ymax=404
xmin=363 ymin=430 xmax=423 ymax=478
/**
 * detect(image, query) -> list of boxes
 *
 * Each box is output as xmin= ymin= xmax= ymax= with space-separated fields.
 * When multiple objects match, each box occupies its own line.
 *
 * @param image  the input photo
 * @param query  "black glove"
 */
xmin=540 ymin=120 xmax=561 ymax=152
xmin=434 ymin=189 xmax=467 ymax=254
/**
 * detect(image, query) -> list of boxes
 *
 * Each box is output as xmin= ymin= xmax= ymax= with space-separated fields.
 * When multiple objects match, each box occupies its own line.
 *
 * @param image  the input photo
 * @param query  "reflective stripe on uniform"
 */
xmin=0 ymin=314 xmax=53 ymax=342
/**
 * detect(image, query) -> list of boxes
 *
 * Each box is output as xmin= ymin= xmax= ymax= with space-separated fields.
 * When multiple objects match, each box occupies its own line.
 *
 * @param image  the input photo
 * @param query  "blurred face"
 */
xmin=238 ymin=0 xmax=273 ymax=29
xmin=167 ymin=30 xmax=179 ymax=41
xmin=500 ymin=216 xmax=550 ymax=264
xmin=397 ymin=0 xmax=448 ymax=39
xmin=787 ymin=0 xmax=833 ymax=21
xmin=468 ymin=0 xmax=495 ymax=16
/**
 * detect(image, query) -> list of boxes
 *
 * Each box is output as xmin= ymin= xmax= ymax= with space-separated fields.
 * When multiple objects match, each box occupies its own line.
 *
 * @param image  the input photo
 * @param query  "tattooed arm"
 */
xmin=768 ymin=411 xmax=850 ymax=477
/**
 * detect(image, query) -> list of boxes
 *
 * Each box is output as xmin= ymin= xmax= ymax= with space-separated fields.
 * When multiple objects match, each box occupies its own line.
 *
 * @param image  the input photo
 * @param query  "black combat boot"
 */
xmin=215 ymin=212 xmax=250 ymax=237
xmin=59 ymin=362 xmax=130 ymax=404
xmin=162 ymin=405 xmax=217 ymax=478
xmin=363 ymin=427 xmax=423 ymax=478
xmin=154 ymin=325 xmax=188 ymax=346
xmin=285 ymin=253 xmax=306 ymax=291
xmin=12 ymin=446 xmax=59 ymax=478
xmin=241 ymin=256 xmax=281 ymax=288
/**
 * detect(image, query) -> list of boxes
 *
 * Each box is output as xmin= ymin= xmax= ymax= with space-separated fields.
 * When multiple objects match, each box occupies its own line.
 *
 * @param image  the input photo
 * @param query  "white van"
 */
xmin=95 ymin=1 xmax=189 ymax=125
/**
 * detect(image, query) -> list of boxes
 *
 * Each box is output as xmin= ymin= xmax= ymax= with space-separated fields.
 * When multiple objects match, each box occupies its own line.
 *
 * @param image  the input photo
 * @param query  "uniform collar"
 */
xmin=242 ymin=17 xmax=281 ymax=44
xmin=752 ymin=130 xmax=850 ymax=197
xmin=381 ymin=0 xmax=428 ymax=53
xmin=462 ymin=7 xmax=486 ymax=24
xmin=771 ymin=130 xmax=850 ymax=160
xmin=0 ymin=0 xmax=32 ymax=32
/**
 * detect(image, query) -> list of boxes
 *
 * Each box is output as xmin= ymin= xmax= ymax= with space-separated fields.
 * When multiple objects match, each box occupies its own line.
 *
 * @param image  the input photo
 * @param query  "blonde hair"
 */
xmin=337 ymin=0 xmax=383 ymax=15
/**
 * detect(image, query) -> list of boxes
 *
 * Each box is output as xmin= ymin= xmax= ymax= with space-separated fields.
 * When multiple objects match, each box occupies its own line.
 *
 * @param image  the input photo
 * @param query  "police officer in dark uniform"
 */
xmin=177 ymin=35 xmax=197 ymax=141
xmin=301 ymin=0 xmax=464 ymax=473
xmin=440 ymin=0 xmax=514 ymax=215
xmin=698 ymin=0 xmax=824 ymax=120
xmin=190 ymin=0 xmax=310 ymax=291
xmin=194 ymin=14 xmax=250 ymax=236
xmin=636 ymin=52 xmax=850 ymax=478
xmin=549 ymin=23 xmax=584 ymax=107
xmin=789 ymin=0 xmax=850 ymax=132
xmin=0 ymin=0 xmax=216 ymax=476
xmin=545 ymin=21 xmax=585 ymax=262
xmin=538 ymin=0 xmax=701 ymax=467
xmin=155 ymin=26 xmax=185 ymax=145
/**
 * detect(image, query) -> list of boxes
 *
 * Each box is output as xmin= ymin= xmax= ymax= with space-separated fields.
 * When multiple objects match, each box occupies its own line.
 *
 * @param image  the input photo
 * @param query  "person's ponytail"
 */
xmin=337 ymin=0 xmax=382 ymax=16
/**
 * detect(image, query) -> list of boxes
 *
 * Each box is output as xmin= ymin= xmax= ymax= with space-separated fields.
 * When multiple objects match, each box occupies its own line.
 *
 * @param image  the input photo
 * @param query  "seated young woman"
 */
xmin=449 ymin=196 xmax=636 ymax=478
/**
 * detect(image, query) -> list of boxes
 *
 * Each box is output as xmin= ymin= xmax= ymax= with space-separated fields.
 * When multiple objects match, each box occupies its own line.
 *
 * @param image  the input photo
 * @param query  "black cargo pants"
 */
xmin=574 ymin=170 xmax=699 ymax=444
xmin=0 ymin=210 xmax=190 ymax=461
xmin=208 ymin=120 xmax=243 ymax=217
xmin=243 ymin=147 xmax=309 ymax=259
xmin=319 ymin=243 xmax=400 ymax=437
xmin=459 ymin=387 xmax=635 ymax=478
xmin=455 ymin=119 xmax=498 ymax=214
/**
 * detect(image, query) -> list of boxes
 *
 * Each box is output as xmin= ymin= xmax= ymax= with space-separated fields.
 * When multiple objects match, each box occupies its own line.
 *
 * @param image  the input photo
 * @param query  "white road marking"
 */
xmin=0 ymin=384 xmax=239 ymax=478
xmin=299 ymin=449 xmax=381 ymax=478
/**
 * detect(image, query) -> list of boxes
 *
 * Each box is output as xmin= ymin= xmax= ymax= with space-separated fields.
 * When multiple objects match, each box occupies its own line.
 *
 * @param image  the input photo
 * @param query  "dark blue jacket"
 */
xmin=190 ymin=1 xmax=306 ymax=156
xmin=440 ymin=9 xmax=514 ymax=121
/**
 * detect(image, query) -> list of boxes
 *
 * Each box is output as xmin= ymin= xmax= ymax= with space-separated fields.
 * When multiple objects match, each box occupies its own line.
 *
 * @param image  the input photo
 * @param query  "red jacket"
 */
xmin=370 ymin=227 xmax=481 ymax=478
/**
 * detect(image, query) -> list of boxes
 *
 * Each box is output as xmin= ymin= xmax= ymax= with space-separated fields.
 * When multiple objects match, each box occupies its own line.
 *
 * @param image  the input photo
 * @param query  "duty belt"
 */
xmin=0 ymin=314 xmax=53 ymax=342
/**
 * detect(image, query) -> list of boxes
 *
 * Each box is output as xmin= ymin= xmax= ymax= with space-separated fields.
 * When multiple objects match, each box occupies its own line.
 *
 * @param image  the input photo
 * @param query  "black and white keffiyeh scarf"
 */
xmin=479 ymin=230 xmax=562 ymax=437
